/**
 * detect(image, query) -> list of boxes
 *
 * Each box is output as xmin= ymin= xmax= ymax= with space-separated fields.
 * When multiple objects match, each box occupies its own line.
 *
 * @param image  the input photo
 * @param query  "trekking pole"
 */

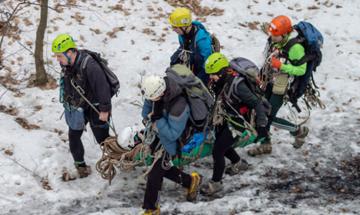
xmin=70 ymin=79 xmax=118 ymax=136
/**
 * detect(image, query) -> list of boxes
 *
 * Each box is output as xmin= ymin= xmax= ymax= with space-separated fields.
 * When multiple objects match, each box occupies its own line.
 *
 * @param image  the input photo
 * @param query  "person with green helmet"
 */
xmin=52 ymin=33 xmax=112 ymax=178
xmin=168 ymin=7 xmax=213 ymax=85
xmin=200 ymin=52 xmax=270 ymax=196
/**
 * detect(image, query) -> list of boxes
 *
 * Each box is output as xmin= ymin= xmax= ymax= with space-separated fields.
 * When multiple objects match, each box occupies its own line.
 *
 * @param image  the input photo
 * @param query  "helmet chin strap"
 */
xmin=180 ymin=25 xmax=191 ymax=35
xmin=63 ymin=52 xmax=72 ymax=65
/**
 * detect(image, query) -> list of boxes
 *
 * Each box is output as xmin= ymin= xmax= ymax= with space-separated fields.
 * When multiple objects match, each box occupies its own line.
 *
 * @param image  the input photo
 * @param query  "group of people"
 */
xmin=52 ymin=7 xmax=312 ymax=215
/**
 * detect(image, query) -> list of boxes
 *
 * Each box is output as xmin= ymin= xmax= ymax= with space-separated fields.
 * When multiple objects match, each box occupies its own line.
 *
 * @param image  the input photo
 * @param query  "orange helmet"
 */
xmin=268 ymin=15 xmax=292 ymax=36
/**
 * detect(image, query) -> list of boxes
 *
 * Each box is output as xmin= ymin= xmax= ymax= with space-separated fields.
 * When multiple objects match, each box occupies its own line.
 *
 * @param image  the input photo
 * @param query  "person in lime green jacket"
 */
xmin=248 ymin=15 xmax=309 ymax=156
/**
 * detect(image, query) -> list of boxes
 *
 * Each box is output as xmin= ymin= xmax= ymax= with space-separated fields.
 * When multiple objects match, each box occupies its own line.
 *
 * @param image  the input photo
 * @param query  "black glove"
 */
xmin=150 ymin=100 xmax=164 ymax=122
xmin=170 ymin=48 xmax=183 ymax=66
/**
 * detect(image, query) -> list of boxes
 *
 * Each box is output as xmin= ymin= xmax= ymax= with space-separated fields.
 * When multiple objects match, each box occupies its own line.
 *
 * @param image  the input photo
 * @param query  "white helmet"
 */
xmin=141 ymin=75 xmax=166 ymax=100
xmin=118 ymin=126 xmax=138 ymax=150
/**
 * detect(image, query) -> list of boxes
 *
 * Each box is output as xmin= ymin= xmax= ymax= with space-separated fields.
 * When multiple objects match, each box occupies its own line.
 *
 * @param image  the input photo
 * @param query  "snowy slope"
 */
xmin=0 ymin=0 xmax=359 ymax=214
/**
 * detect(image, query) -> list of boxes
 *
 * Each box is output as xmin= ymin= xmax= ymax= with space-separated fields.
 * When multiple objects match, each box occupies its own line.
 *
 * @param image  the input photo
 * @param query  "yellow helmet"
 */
xmin=168 ymin=8 xmax=192 ymax=27
xmin=205 ymin=53 xmax=230 ymax=74
xmin=52 ymin=34 xmax=76 ymax=53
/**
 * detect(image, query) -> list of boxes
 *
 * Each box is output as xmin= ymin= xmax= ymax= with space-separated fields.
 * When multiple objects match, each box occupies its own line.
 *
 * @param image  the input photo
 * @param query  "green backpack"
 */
xmin=166 ymin=64 xmax=214 ymax=129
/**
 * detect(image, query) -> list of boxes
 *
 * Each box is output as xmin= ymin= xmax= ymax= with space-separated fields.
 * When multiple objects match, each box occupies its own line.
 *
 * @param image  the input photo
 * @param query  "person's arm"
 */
xmin=194 ymin=34 xmax=212 ymax=84
xmin=86 ymin=58 xmax=112 ymax=112
xmin=156 ymin=104 xmax=190 ymax=142
xmin=280 ymin=43 xmax=307 ymax=76
xmin=141 ymin=99 xmax=153 ymax=120
xmin=235 ymin=81 xmax=268 ymax=127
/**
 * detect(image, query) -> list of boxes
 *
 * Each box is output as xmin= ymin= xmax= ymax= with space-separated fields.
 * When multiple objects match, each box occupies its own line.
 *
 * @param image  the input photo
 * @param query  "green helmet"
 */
xmin=52 ymin=34 xmax=76 ymax=53
xmin=205 ymin=52 xmax=230 ymax=74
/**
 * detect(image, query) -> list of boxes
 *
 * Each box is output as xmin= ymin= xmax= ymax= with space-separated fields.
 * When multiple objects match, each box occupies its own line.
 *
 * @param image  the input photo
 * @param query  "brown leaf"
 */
xmin=41 ymin=177 xmax=52 ymax=190
xmin=71 ymin=12 xmax=85 ymax=24
xmin=247 ymin=21 xmax=259 ymax=30
xmin=25 ymin=41 xmax=33 ymax=46
xmin=16 ymin=192 xmax=24 ymax=196
xmin=308 ymin=5 xmax=320 ymax=10
xmin=4 ymin=149 xmax=13 ymax=156
xmin=0 ymin=105 xmax=19 ymax=116
xmin=15 ymin=117 xmax=40 ymax=130
xmin=22 ymin=18 xmax=33 ymax=26
xmin=62 ymin=168 xmax=77 ymax=182
xmin=90 ymin=28 xmax=102 ymax=34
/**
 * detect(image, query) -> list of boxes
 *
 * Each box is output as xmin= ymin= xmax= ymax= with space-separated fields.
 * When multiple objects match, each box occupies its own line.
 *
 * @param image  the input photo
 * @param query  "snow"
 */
xmin=1 ymin=0 xmax=359 ymax=214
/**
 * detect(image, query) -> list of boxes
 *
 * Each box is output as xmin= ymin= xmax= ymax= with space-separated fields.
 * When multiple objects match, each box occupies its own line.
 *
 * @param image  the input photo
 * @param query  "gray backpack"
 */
xmin=166 ymin=64 xmax=214 ymax=128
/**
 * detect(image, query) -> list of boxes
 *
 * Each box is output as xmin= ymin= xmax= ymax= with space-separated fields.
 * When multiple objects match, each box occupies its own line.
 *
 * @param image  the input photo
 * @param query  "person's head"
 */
xmin=52 ymin=34 xmax=77 ymax=66
xmin=168 ymin=7 xmax=192 ymax=35
xmin=205 ymin=52 xmax=230 ymax=83
xmin=268 ymin=15 xmax=293 ymax=43
xmin=141 ymin=75 xmax=166 ymax=101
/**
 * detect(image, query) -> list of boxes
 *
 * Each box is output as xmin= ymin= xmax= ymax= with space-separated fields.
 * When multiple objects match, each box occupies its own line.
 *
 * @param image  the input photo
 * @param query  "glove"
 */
xmin=142 ymin=118 xmax=148 ymax=126
xmin=271 ymin=57 xmax=282 ymax=70
xmin=170 ymin=48 xmax=182 ymax=66
xmin=150 ymin=100 xmax=164 ymax=122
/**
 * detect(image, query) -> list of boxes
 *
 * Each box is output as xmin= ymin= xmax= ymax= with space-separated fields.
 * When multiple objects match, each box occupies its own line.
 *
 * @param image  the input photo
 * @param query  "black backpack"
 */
xmin=81 ymin=49 xmax=120 ymax=97
xmin=281 ymin=21 xmax=324 ymax=100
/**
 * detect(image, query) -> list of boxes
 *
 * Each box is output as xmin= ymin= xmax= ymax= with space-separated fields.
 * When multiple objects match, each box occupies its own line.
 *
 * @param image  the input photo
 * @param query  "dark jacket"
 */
xmin=214 ymin=72 xmax=268 ymax=128
xmin=142 ymin=77 xmax=190 ymax=155
xmin=62 ymin=50 xmax=112 ymax=112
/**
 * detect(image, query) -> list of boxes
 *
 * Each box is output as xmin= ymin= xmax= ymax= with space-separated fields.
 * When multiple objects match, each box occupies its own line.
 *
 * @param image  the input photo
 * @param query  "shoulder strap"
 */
xmin=224 ymin=76 xmax=244 ymax=104
xmin=80 ymin=54 xmax=91 ymax=71
xmin=282 ymin=37 xmax=316 ymax=66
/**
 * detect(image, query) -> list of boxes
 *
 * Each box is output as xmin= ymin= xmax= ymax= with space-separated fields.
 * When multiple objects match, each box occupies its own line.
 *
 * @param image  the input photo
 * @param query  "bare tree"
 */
xmin=0 ymin=1 xmax=29 ymax=66
xmin=34 ymin=0 xmax=48 ymax=85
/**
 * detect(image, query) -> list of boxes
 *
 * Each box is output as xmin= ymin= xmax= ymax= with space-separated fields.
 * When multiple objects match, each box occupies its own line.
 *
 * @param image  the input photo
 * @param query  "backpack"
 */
xmin=166 ymin=64 xmax=214 ymax=129
xmin=282 ymin=21 xmax=324 ymax=100
xmin=80 ymin=49 xmax=120 ymax=97
xmin=229 ymin=57 xmax=262 ymax=96
xmin=211 ymin=34 xmax=221 ymax=52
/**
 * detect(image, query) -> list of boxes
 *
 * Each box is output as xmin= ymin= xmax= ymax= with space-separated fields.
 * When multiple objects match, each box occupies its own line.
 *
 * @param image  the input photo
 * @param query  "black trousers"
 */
xmin=68 ymin=108 xmax=109 ymax=164
xmin=212 ymin=123 xmax=241 ymax=182
xmin=143 ymin=153 xmax=192 ymax=210
xmin=265 ymin=85 xmax=298 ymax=133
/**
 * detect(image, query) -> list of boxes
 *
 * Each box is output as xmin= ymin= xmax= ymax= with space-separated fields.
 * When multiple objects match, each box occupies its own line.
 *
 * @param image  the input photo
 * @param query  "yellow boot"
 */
xmin=186 ymin=172 xmax=202 ymax=202
xmin=142 ymin=205 xmax=160 ymax=215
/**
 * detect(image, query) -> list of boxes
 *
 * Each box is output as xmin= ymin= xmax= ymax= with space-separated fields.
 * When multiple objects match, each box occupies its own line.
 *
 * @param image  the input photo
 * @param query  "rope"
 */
xmin=178 ymin=49 xmax=192 ymax=68
xmin=117 ymin=143 xmax=149 ymax=172
xmin=95 ymin=136 xmax=128 ymax=184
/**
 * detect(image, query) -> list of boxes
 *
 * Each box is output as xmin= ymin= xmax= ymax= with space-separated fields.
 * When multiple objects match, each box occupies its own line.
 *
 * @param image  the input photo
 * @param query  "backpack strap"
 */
xmin=224 ymin=76 xmax=245 ymax=105
xmin=80 ymin=54 xmax=91 ymax=72
xmin=282 ymin=37 xmax=316 ymax=66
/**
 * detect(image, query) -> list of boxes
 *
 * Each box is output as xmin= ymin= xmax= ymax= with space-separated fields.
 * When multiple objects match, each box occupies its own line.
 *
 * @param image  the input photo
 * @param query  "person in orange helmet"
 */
xmin=248 ymin=15 xmax=309 ymax=156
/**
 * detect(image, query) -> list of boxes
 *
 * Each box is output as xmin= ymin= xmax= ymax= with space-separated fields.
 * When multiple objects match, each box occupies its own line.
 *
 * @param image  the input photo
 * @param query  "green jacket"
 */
xmin=273 ymin=33 xmax=307 ymax=76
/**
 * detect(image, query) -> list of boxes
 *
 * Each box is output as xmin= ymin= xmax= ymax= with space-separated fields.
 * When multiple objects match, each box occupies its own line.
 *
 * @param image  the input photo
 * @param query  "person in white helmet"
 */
xmin=139 ymin=75 xmax=201 ymax=215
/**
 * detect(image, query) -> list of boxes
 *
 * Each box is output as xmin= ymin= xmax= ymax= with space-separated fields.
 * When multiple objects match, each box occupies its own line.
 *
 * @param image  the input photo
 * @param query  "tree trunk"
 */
xmin=34 ymin=0 xmax=48 ymax=86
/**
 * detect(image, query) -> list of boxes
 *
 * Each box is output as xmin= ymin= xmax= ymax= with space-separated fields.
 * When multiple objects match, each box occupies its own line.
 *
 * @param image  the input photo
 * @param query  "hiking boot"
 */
xmin=142 ymin=206 xmax=160 ymax=215
xmin=200 ymin=180 xmax=223 ymax=196
xmin=247 ymin=142 xmax=272 ymax=157
xmin=292 ymin=126 xmax=309 ymax=149
xmin=76 ymin=165 xmax=91 ymax=178
xmin=186 ymin=172 xmax=202 ymax=202
xmin=225 ymin=159 xmax=249 ymax=176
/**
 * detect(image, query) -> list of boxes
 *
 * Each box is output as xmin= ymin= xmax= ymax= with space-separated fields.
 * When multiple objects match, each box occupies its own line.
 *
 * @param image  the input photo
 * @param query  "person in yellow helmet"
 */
xmin=200 ymin=53 xmax=270 ymax=196
xmin=52 ymin=34 xmax=112 ymax=178
xmin=169 ymin=7 xmax=213 ymax=85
